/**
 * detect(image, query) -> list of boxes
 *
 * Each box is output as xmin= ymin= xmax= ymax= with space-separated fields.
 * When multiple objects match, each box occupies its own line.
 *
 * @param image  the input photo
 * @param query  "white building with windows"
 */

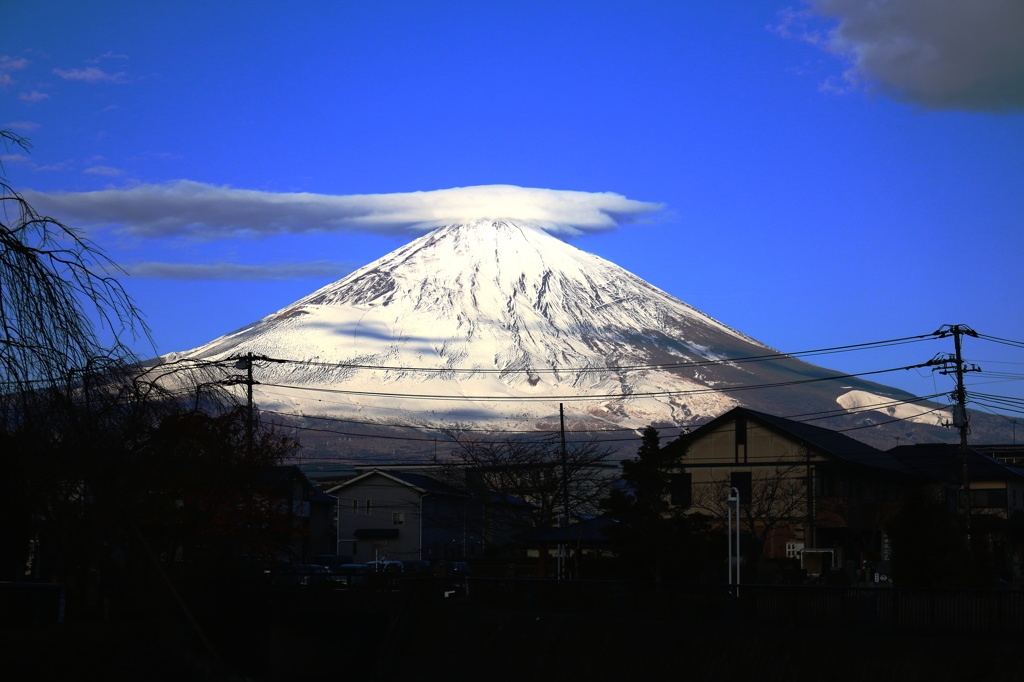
xmin=329 ymin=469 xmax=485 ymax=563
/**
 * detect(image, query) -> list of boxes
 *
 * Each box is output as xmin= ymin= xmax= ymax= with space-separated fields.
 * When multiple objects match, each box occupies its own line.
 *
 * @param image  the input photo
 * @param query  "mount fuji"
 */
xmin=159 ymin=219 xmax=965 ymax=458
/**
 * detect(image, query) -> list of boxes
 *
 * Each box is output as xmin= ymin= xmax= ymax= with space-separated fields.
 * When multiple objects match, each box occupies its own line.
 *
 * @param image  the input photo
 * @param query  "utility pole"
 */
xmin=931 ymin=324 xmax=980 ymax=537
xmin=230 ymin=352 xmax=287 ymax=458
xmin=234 ymin=353 xmax=255 ymax=457
xmin=558 ymin=403 xmax=569 ymax=580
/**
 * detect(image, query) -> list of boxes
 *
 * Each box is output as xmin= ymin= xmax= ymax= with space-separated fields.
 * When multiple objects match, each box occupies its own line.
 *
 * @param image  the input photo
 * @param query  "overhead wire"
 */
xmin=212 ymin=332 xmax=942 ymax=375
xmin=262 ymin=391 xmax=956 ymax=448
xmin=258 ymin=362 xmax=935 ymax=402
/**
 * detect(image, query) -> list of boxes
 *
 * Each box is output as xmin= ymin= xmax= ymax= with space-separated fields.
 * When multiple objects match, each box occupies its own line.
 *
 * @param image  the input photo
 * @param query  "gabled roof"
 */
xmin=887 ymin=444 xmax=1024 ymax=483
xmin=668 ymin=407 xmax=906 ymax=473
xmin=326 ymin=468 xmax=466 ymax=497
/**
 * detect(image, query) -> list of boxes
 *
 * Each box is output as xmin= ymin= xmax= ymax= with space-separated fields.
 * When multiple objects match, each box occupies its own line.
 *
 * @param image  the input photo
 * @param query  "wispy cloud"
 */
xmin=779 ymin=0 xmax=1024 ymax=111
xmin=0 ymin=56 xmax=29 ymax=72
xmin=0 ymin=56 xmax=29 ymax=87
xmin=52 ymin=66 xmax=127 ymax=84
xmin=19 ymin=90 xmax=49 ymax=103
xmin=87 ymin=51 xmax=129 ymax=64
xmin=83 ymin=165 xmax=123 ymax=177
xmin=0 ymin=153 xmax=31 ymax=166
xmin=24 ymin=183 xmax=664 ymax=240
xmin=126 ymin=260 xmax=357 ymax=281
xmin=4 ymin=121 xmax=40 ymax=132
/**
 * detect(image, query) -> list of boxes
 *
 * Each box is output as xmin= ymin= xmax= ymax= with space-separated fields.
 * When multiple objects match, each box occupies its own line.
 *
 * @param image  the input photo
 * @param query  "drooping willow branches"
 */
xmin=0 ymin=130 xmax=150 ymax=394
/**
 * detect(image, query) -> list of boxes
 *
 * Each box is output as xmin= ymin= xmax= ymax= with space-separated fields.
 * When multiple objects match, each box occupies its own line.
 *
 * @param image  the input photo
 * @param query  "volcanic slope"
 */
xmin=162 ymin=220 xmax=953 ymax=453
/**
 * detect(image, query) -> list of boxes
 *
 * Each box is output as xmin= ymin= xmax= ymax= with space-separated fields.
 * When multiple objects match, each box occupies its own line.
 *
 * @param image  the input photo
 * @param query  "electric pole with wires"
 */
xmin=930 ymin=324 xmax=981 ymax=535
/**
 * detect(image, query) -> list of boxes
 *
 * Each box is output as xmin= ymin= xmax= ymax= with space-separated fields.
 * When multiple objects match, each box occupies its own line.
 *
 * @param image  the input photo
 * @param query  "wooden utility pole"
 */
xmin=933 ymin=324 xmax=980 ymax=534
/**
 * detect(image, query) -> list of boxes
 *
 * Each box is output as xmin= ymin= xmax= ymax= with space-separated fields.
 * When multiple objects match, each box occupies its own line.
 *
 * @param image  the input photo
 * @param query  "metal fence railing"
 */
xmin=464 ymin=578 xmax=1024 ymax=636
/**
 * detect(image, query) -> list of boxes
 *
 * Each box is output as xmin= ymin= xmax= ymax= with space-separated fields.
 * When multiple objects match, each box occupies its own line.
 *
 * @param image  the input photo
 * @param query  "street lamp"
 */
xmin=727 ymin=486 xmax=741 ymax=592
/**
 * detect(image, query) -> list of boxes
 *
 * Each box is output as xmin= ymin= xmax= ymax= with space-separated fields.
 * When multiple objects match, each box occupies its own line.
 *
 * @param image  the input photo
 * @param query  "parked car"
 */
xmin=294 ymin=563 xmax=335 ymax=587
xmin=449 ymin=561 xmax=471 ymax=577
xmin=313 ymin=554 xmax=353 ymax=571
xmin=332 ymin=563 xmax=368 ymax=589
xmin=401 ymin=560 xmax=432 ymax=575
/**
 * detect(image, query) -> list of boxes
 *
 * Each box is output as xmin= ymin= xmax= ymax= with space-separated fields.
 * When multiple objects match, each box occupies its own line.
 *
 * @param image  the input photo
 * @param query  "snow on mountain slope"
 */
xmin=158 ymin=219 xmax=975 ymax=453
xmin=171 ymin=220 xmax=777 ymax=430
xmin=837 ymin=390 xmax=951 ymax=426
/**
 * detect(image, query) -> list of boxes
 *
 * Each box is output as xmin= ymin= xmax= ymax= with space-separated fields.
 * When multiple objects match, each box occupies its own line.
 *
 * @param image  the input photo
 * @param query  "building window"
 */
xmin=352 ymin=499 xmax=359 ymax=514
xmin=730 ymin=471 xmax=752 ymax=501
xmin=971 ymin=488 xmax=1007 ymax=509
xmin=365 ymin=499 xmax=372 ymax=515
xmin=393 ymin=512 xmax=405 ymax=525
xmin=670 ymin=473 xmax=692 ymax=507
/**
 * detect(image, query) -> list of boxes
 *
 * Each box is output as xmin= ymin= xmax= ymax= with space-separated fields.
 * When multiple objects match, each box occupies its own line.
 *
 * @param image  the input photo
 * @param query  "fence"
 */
xmin=0 ymin=582 xmax=66 ymax=628
xmin=464 ymin=578 xmax=1024 ymax=636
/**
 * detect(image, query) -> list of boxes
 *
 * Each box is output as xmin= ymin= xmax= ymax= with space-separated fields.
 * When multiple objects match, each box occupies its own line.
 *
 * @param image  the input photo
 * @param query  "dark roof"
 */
xmin=330 ymin=468 xmax=467 ymax=497
xmin=383 ymin=469 xmax=468 ymax=496
xmin=523 ymin=517 xmax=618 ymax=545
xmin=887 ymin=444 xmax=1024 ymax=482
xmin=670 ymin=407 xmax=906 ymax=473
xmin=298 ymin=461 xmax=358 ymax=483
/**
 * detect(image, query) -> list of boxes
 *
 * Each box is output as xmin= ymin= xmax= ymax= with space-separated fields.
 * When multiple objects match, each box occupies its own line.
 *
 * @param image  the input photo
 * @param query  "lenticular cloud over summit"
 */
xmin=26 ymin=183 xmax=663 ymax=240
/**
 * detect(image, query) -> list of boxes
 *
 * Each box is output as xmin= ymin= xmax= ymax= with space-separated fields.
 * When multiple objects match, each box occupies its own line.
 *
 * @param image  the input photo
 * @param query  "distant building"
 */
xmin=663 ymin=407 xmax=911 ymax=573
xmin=329 ymin=469 xmax=482 ymax=563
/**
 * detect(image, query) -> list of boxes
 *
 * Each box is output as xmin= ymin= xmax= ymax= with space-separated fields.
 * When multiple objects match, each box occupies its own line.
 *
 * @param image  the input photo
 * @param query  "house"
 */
xmin=256 ymin=465 xmax=338 ymax=562
xmin=663 ymin=407 xmax=912 ymax=573
xmin=523 ymin=517 xmax=619 ymax=579
xmin=888 ymin=443 xmax=1024 ymax=579
xmin=329 ymin=469 xmax=485 ymax=564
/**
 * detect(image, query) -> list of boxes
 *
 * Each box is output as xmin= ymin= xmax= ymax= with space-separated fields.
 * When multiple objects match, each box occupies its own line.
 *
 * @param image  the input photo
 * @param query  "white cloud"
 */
xmin=52 ymin=66 xmax=127 ymax=84
xmin=0 ymin=56 xmax=28 ymax=86
xmin=83 ymin=165 xmax=123 ymax=177
xmin=88 ymin=51 xmax=129 ymax=63
xmin=0 ymin=153 xmax=31 ymax=166
xmin=19 ymin=90 xmax=49 ymax=103
xmin=784 ymin=0 xmax=1024 ymax=111
xmin=24 ymin=182 xmax=663 ymax=240
xmin=126 ymin=260 xmax=357 ymax=281
xmin=4 ymin=121 xmax=40 ymax=132
xmin=0 ymin=56 xmax=29 ymax=71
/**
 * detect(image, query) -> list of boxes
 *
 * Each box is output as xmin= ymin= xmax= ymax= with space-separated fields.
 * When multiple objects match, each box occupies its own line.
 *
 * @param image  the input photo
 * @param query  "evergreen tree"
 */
xmin=602 ymin=426 xmax=711 ymax=581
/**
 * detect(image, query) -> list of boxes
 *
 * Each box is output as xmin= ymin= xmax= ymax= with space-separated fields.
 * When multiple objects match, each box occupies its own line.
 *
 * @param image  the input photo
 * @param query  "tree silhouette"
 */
xmin=602 ymin=426 xmax=713 ymax=581
xmin=0 ymin=134 xmax=300 ymax=615
xmin=0 ymin=131 xmax=147 ymax=396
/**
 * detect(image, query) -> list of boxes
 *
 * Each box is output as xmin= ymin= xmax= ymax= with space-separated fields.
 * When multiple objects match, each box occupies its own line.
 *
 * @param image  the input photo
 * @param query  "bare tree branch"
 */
xmin=1 ymin=130 xmax=150 ymax=398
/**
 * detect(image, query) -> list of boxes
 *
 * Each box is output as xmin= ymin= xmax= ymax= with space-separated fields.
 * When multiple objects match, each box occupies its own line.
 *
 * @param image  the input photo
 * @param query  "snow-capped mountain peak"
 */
xmin=164 ymin=219 xmax=971 ymax=455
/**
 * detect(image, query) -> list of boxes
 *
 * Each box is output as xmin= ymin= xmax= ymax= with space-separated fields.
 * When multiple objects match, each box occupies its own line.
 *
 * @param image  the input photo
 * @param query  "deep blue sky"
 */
xmin=4 ymin=1 xmax=1023 ymax=420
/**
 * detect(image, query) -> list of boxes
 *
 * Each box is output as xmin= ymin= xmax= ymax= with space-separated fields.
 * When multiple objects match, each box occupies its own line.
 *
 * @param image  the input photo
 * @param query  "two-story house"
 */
xmin=888 ymin=443 xmax=1024 ymax=580
xmin=663 ymin=407 xmax=911 ymax=574
xmin=330 ymin=469 xmax=487 ymax=563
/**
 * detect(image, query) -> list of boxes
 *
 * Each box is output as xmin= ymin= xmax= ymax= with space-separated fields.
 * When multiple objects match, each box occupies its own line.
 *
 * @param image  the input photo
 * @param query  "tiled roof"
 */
xmin=669 ymin=407 xmax=907 ymax=473
xmin=887 ymin=444 xmax=1024 ymax=482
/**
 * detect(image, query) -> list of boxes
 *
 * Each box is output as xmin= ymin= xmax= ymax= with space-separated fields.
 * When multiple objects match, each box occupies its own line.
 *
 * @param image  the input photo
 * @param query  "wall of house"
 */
xmin=335 ymin=475 xmax=423 ymax=563
xmin=682 ymin=418 xmax=828 ymax=561
xmin=685 ymin=419 xmax=825 ymax=466
xmin=420 ymin=495 xmax=485 ymax=560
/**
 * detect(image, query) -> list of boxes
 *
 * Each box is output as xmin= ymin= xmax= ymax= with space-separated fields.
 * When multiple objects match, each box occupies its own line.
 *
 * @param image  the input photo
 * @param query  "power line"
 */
xmin=147 ymin=333 xmax=942 ymax=377
xmin=259 ymin=363 xmax=934 ymax=403
xmin=265 ymin=392 xmax=956 ymax=449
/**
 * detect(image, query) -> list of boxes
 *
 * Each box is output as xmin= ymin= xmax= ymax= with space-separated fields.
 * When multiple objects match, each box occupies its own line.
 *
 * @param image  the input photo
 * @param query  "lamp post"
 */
xmin=727 ymin=486 xmax=741 ymax=593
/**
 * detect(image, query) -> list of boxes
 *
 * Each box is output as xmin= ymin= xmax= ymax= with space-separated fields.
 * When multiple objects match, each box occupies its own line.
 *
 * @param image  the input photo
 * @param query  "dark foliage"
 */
xmin=885 ymin=486 xmax=976 ymax=587
xmin=601 ymin=426 xmax=714 ymax=581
